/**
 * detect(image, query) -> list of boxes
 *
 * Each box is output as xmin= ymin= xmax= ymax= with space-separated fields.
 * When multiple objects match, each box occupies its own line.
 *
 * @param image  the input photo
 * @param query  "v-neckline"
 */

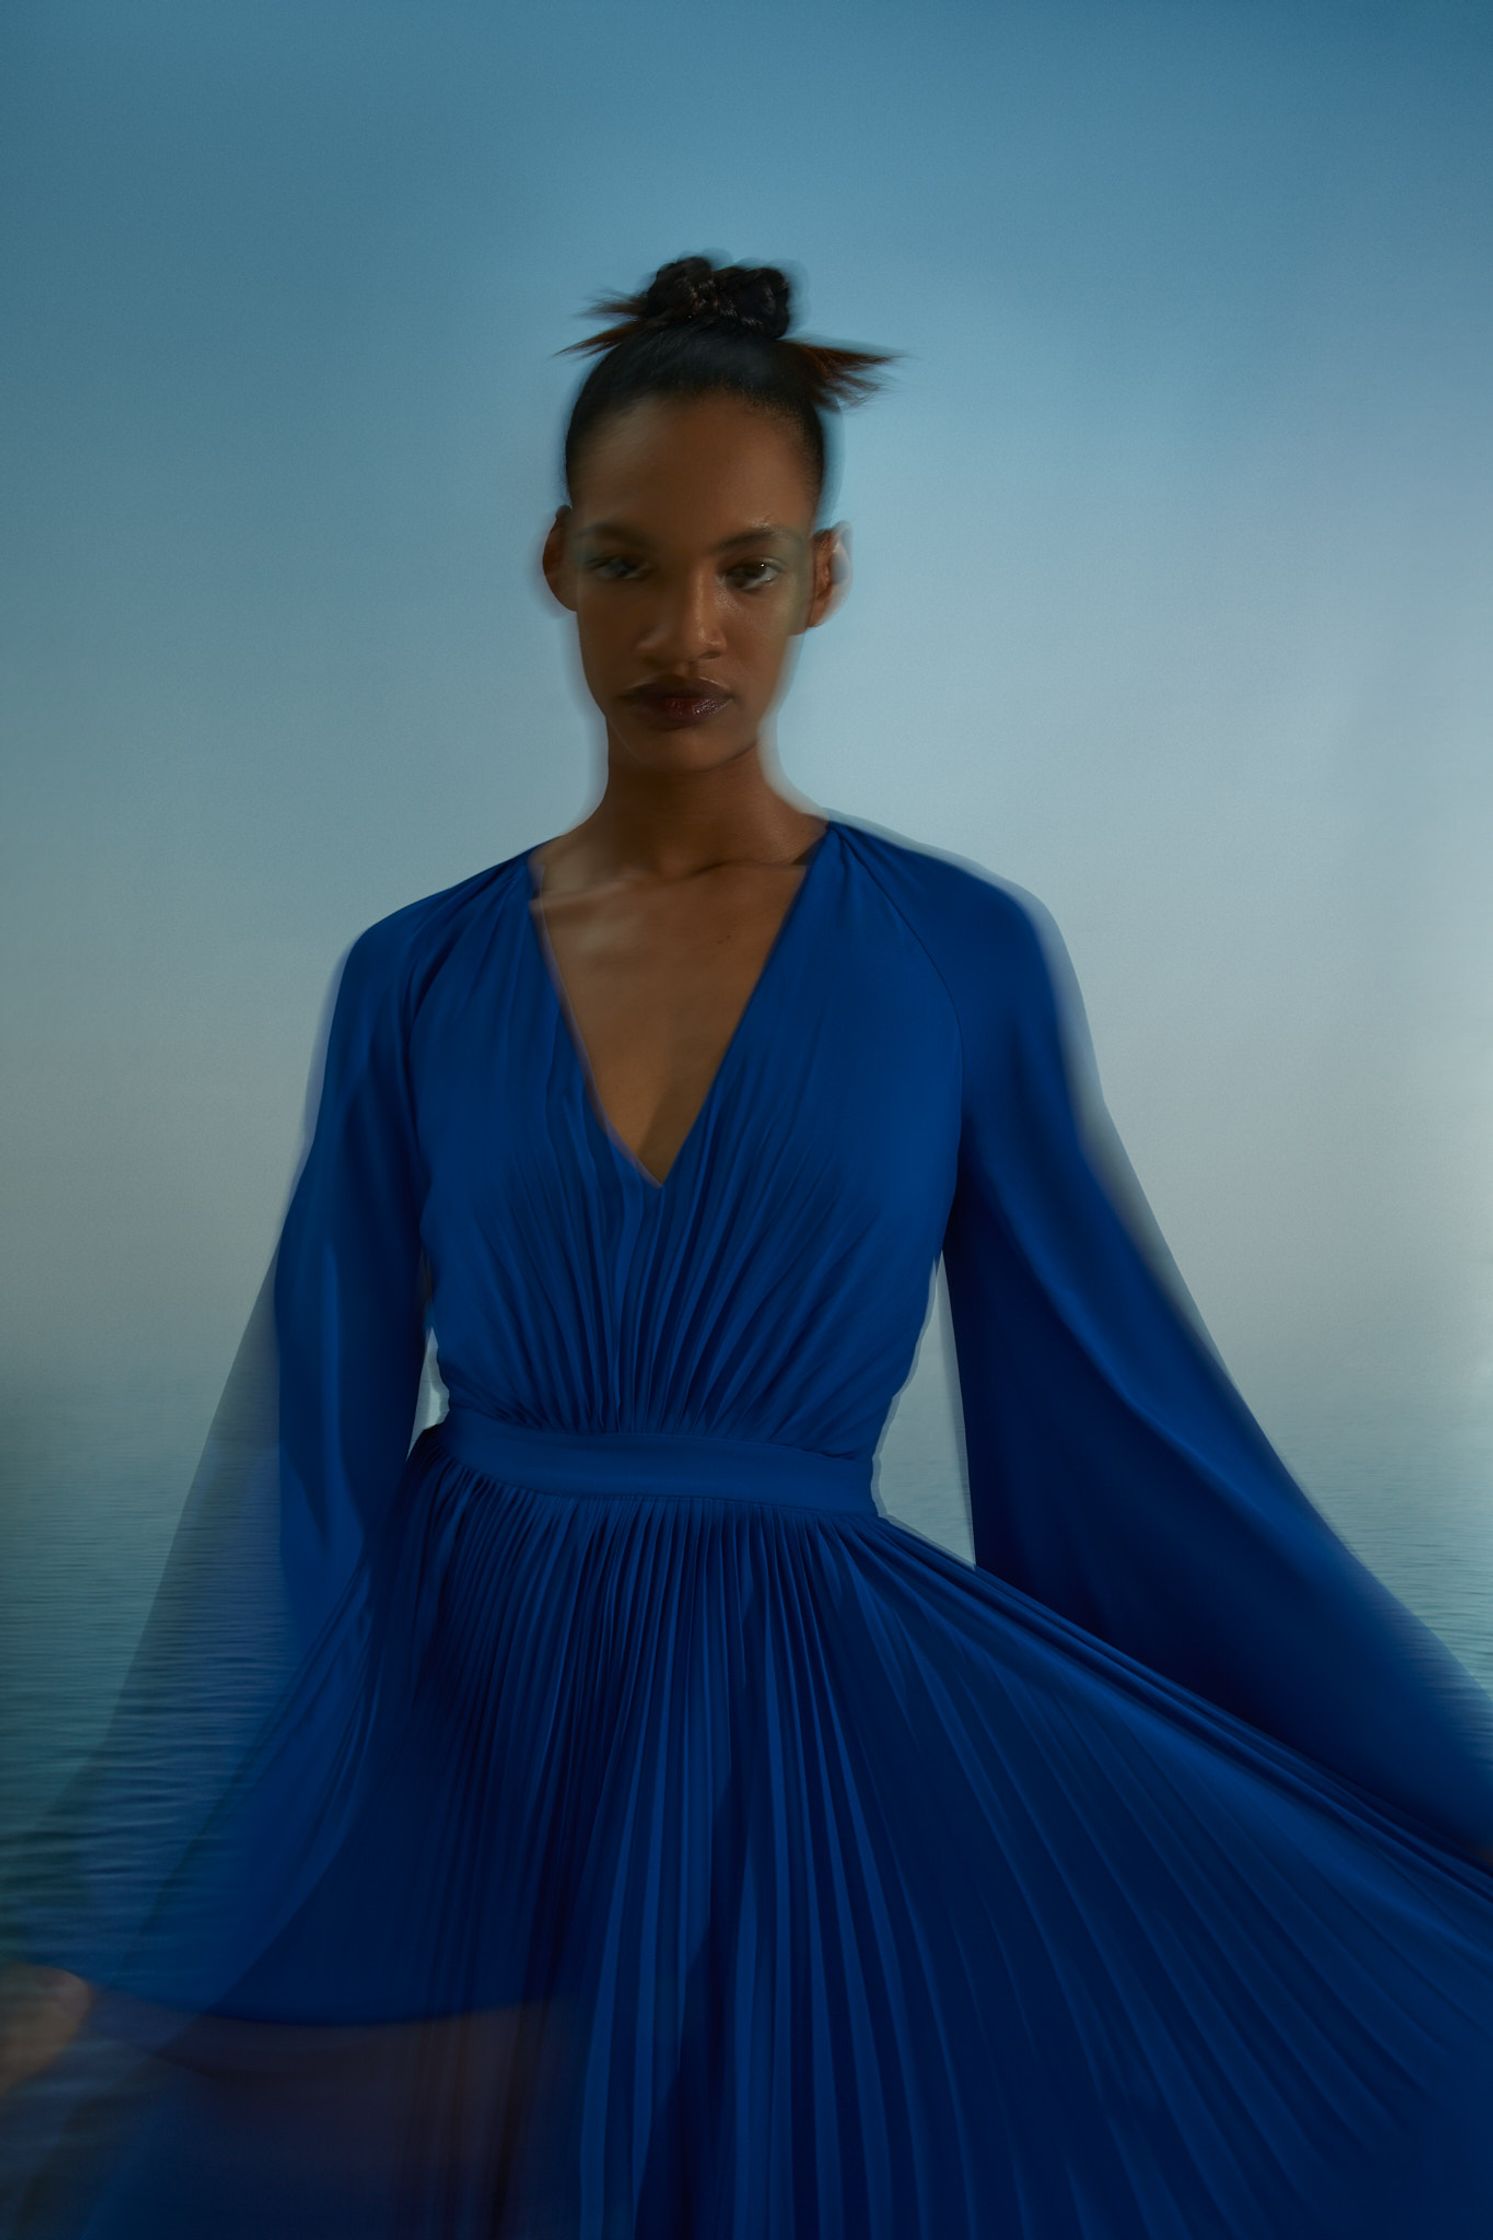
xmin=524 ymin=818 xmax=835 ymax=1196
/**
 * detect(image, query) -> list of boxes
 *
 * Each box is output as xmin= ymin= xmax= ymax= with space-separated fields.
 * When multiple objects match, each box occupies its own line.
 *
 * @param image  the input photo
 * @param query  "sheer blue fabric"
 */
xmin=6 ymin=813 xmax=1493 ymax=2236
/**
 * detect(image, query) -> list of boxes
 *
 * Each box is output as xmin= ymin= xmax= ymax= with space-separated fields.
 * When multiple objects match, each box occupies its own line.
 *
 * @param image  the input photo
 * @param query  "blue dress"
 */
xmin=8 ymin=812 xmax=1493 ymax=2237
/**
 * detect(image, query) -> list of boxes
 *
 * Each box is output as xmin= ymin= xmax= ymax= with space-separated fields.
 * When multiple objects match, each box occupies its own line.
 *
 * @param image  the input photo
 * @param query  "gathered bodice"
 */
xmin=411 ymin=820 xmax=960 ymax=1459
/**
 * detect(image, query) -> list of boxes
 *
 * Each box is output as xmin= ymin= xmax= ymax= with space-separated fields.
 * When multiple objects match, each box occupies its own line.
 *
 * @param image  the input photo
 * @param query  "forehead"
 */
xmin=575 ymin=395 xmax=813 ymax=535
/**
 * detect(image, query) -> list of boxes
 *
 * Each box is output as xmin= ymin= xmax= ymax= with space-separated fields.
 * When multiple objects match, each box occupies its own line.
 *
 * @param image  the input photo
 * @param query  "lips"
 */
xmin=638 ymin=691 xmax=726 ymax=714
xmin=628 ymin=686 xmax=731 ymax=730
xmin=632 ymin=679 xmax=729 ymax=706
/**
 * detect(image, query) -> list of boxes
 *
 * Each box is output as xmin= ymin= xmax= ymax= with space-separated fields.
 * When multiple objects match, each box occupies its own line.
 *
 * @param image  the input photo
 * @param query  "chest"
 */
xmin=529 ymin=861 xmax=811 ymax=1189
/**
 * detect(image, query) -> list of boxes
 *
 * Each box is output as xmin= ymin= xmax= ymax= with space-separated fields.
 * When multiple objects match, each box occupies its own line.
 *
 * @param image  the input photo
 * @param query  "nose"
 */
xmin=636 ymin=566 xmax=727 ymax=668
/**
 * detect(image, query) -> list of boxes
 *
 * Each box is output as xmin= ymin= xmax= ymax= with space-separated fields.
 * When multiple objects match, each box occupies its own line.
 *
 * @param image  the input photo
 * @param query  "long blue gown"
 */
xmin=6 ymin=811 xmax=1493 ymax=2236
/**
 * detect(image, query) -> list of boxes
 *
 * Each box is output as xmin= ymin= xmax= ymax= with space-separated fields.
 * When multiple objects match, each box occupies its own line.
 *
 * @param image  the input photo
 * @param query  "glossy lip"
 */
xmin=635 ymin=690 xmax=728 ymax=705
xmin=630 ymin=692 xmax=730 ymax=727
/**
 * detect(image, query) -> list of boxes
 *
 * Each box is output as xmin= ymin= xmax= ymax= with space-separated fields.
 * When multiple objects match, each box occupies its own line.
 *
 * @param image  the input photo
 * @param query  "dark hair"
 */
xmin=555 ymin=253 xmax=903 ymax=525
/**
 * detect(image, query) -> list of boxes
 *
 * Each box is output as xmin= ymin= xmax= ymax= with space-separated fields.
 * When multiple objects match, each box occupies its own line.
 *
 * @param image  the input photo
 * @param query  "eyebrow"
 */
xmin=578 ymin=518 xmax=805 ymax=553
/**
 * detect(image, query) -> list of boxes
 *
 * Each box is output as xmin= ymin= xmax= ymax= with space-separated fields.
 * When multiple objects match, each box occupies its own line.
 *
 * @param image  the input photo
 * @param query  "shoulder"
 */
xmin=335 ymin=850 xmax=528 ymax=1015
xmin=832 ymin=813 xmax=1074 ymax=1018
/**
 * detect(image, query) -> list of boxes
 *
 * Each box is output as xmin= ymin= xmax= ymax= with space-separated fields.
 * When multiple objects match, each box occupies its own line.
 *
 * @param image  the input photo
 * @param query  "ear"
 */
xmin=540 ymin=506 xmax=576 ymax=613
xmin=804 ymin=521 xmax=851 ymax=630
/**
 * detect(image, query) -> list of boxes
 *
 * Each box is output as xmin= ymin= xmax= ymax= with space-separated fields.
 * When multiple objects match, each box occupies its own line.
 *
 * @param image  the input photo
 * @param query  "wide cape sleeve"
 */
xmin=938 ymin=874 xmax=1493 ymax=1862
xmin=2 ymin=908 xmax=433 ymax=2032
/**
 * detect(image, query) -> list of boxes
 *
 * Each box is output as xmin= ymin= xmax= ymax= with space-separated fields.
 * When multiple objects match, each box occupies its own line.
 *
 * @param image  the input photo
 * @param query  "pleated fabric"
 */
xmin=6 ymin=813 xmax=1493 ymax=2237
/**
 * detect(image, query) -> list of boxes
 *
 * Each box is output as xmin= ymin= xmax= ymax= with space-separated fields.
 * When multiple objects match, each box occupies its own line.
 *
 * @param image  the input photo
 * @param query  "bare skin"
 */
xmin=534 ymin=390 xmax=850 ymax=1185
xmin=0 ymin=1964 xmax=95 ymax=2094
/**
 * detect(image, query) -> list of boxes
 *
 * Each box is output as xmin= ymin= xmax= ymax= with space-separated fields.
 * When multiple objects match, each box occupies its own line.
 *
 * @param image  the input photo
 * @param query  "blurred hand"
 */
xmin=0 ymin=1964 xmax=96 ymax=2096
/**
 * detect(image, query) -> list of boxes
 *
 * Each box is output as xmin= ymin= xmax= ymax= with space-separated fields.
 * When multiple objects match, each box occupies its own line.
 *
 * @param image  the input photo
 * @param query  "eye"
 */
xmin=583 ymin=555 xmax=784 ymax=589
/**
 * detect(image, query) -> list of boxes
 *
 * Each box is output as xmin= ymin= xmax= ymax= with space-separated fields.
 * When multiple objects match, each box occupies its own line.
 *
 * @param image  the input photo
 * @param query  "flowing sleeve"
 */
xmin=939 ymin=878 xmax=1493 ymax=1860
xmin=3 ymin=909 xmax=433 ymax=2021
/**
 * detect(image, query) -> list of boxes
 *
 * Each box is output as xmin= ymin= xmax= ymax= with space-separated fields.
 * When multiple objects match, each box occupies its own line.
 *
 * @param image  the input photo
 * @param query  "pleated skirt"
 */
xmin=11 ymin=1416 xmax=1493 ymax=2239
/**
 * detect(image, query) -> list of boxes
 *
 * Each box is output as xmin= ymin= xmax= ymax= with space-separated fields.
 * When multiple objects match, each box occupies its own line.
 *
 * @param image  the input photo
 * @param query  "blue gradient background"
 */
xmin=3 ymin=2 xmax=1492 ymax=1807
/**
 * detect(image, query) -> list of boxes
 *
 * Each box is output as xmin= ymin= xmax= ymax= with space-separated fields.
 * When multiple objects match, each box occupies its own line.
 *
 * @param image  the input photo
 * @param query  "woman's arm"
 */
xmin=939 ymin=878 xmax=1493 ymax=1863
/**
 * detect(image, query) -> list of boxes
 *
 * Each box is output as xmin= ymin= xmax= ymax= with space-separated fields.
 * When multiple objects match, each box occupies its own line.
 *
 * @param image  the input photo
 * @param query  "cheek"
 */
xmin=574 ymin=606 xmax=629 ymax=667
xmin=732 ymin=596 xmax=795 ymax=652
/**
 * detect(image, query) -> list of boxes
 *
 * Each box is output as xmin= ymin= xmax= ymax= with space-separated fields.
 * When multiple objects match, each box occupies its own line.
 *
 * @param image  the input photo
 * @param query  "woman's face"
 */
xmin=542 ymin=391 xmax=848 ymax=775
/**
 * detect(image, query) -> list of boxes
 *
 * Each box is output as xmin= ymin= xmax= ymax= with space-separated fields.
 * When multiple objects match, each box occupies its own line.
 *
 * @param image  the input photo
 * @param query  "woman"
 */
xmin=5 ymin=253 xmax=1493 ymax=2236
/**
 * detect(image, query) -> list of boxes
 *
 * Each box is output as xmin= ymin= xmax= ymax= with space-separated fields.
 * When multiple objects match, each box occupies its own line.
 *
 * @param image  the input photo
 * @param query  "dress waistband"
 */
xmin=423 ymin=1408 xmax=879 ymax=1519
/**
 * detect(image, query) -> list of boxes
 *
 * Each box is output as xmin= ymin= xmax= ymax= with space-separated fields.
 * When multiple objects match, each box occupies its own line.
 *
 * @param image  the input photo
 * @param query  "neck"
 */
xmin=544 ymin=749 xmax=828 ymax=888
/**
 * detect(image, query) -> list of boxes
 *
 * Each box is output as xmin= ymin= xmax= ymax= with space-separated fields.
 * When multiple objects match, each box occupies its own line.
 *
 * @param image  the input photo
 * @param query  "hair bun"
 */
xmin=643 ymin=256 xmax=793 ymax=343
